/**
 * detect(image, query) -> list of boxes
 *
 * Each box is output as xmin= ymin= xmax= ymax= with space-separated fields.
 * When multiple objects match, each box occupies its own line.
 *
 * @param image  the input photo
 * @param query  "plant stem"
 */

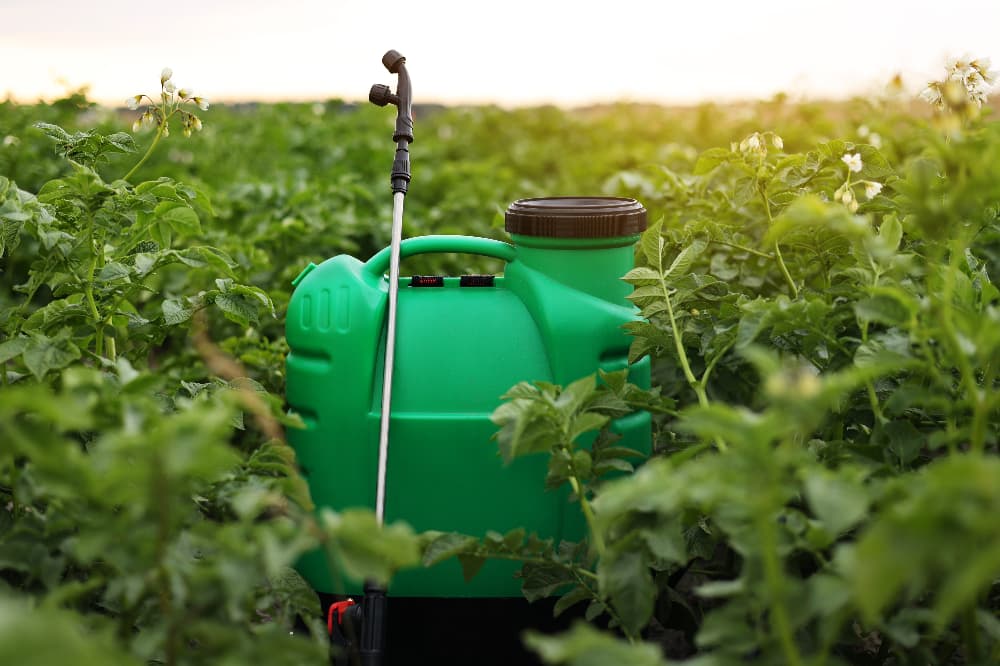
xmin=758 ymin=183 xmax=798 ymax=298
xmin=84 ymin=215 xmax=104 ymax=358
xmin=124 ymin=123 xmax=165 ymax=183
xmin=568 ymin=473 xmax=605 ymax=557
xmin=659 ymin=271 xmax=725 ymax=450
xmin=758 ymin=510 xmax=803 ymax=666
xmin=938 ymin=241 xmax=984 ymax=452
xmin=961 ymin=605 xmax=982 ymax=661
xmin=709 ymin=238 xmax=774 ymax=259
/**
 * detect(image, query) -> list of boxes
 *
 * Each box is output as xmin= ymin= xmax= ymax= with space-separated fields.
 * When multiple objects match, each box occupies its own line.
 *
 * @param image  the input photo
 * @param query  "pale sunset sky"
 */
xmin=1 ymin=0 xmax=997 ymax=107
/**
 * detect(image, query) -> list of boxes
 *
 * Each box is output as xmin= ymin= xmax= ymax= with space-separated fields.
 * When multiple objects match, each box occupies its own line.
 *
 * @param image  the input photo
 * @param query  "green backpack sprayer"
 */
xmin=285 ymin=51 xmax=650 ymax=664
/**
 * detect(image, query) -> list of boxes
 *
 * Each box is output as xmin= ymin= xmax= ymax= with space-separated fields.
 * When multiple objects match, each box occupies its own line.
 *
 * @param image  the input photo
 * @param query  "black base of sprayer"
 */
xmin=323 ymin=594 xmax=591 ymax=666
xmin=358 ymin=582 xmax=387 ymax=666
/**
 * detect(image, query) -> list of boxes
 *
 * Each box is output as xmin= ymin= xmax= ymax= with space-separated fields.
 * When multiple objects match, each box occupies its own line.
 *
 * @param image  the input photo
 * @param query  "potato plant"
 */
xmin=1 ymin=59 xmax=999 ymax=665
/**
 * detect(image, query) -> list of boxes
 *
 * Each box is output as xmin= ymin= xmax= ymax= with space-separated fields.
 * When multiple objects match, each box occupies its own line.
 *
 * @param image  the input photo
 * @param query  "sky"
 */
xmin=1 ymin=0 xmax=997 ymax=107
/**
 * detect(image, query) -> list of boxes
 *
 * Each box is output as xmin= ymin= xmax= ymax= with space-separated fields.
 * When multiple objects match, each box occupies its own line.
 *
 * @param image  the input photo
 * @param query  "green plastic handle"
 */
xmin=363 ymin=235 xmax=517 ymax=276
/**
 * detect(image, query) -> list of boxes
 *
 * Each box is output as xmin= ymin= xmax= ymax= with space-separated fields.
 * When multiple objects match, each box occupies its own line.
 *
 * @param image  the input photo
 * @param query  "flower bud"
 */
xmin=772 ymin=135 xmax=783 ymax=150
xmin=132 ymin=118 xmax=142 ymax=132
xmin=191 ymin=116 xmax=203 ymax=131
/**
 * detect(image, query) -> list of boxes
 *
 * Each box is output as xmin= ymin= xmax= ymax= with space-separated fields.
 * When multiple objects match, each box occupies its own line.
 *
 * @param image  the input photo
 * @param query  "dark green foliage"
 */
xmin=1 ymin=79 xmax=999 ymax=666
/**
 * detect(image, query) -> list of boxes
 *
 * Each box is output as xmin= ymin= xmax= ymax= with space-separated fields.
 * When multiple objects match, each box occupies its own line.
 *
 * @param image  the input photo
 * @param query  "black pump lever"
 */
xmin=370 ymin=50 xmax=413 ymax=194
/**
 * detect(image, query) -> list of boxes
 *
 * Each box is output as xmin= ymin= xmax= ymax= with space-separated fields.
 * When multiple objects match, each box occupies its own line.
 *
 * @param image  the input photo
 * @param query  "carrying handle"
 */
xmin=363 ymin=235 xmax=516 ymax=277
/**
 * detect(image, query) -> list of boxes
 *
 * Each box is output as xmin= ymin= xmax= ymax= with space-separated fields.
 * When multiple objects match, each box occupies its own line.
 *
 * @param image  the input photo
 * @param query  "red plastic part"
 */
xmin=327 ymin=599 xmax=357 ymax=634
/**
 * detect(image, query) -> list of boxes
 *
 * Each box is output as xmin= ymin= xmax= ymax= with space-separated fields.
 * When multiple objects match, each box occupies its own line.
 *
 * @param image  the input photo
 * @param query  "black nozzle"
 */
xmin=369 ymin=49 xmax=414 ymax=194
xmin=369 ymin=84 xmax=399 ymax=107
xmin=382 ymin=50 xmax=406 ymax=74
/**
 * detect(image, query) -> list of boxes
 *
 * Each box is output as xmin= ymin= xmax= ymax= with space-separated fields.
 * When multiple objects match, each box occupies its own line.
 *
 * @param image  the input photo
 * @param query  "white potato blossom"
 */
xmin=178 ymin=88 xmax=192 ymax=99
xmin=161 ymin=67 xmax=173 ymax=84
xmin=869 ymin=133 xmax=883 ymax=149
xmin=163 ymin=80 xmax=177 ymax=94
xmin=864 ymin=181 xmax=883 ymax=199
xmin=3 ymin=135 xmax=19 ymax=146
xmin=126 ymin=95 xmax=141 ymax=110
xmin=194 ymin=97 xmax=210 ymax=111
xmin=772 ymin=135 xmax=784 ymax=150
xmin=922 ymin=55 xmax=997 ymax=109
xmin=842 ymin=152 xmax=863 ymax=173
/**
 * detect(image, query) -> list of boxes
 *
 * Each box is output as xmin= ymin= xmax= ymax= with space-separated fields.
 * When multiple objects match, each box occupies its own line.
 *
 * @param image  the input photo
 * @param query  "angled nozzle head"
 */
xmin=369 ymin=83 xmax=399 ymax=107
xmin=382 ymin=50 xmax=405 ymax=73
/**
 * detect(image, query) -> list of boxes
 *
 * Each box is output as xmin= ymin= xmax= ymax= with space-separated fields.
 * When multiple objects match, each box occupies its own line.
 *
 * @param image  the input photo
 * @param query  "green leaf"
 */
xmin=598 ymin=549 xmax=654 ymax=636
xmin=161 ymin=299 xmax=193 ymax=325
xmin=640 ymin=218 xmax=664 ymax=267
xmin=694 ymin=147 xmax=732 ymax=175
xmin=320 ymin=509 xmax=420 ymax=585
xmin=0 ymin=337 xmax=28 ymax=365
xmin=525 ymin=622 xmax=666 ymax=666
xmin=457 ymin=554 xmax=486 ymax=582
xmin=421 ymin=532 xmax=478 ymax=567
xmin=802 ymin=468 xmax=869 ymax=536
xmin=553 ymin=586 xmax=591 ymax=618
xmin=854 ymin=290 xmax=916 ymax=327
xmin=568 ymin=412 xmax=608 ymax=443
xmin=22 ymin=330 xmax=81 ymax=380
xmin=154 ymin=201 xmax=201 ymax=235
xmin=662 ymin=240 xmax=707 ymax=281
xmin=521 ymin=562 xmax=574 ymax=602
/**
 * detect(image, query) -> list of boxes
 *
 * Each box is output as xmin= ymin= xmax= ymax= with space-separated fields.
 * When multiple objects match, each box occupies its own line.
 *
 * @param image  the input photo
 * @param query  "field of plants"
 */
xmin=1 ymin=59 xmax=999 ymax=665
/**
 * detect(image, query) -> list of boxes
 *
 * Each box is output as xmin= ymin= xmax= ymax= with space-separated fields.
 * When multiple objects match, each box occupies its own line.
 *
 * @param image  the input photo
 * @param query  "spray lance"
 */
xmin=335 ymin=49 xmax=413 ymax=666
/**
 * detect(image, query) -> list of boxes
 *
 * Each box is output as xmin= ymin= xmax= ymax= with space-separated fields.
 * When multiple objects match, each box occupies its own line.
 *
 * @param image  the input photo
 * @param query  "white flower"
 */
xmin=971 ymin=57 xmax=997 ymax=85
xmin=747 ymin=134 xmax=761 ymax=150
xmin=869 ymin=133 xmax=883 ymax=149
xmin=163 ymin=80 xmax=177 ymax=94
xmin=2 ymin=135 xmax=18 ymax=146
xmin=864 ymin=181 xmax=883 ymax=199
xmin=194 ymin=97 xmax=210 ymax=111
xmin=126 ymin=95 xmax=141 ymax=110
xmin=920 ymin=82 xmax=943 ymax=107
xmin=841 ymin=152 xmax=863 ymax=173
xmin=772 ymin=134 xmax=783 ymax=150
xmin=858 ymin=125 xmax=870 ymax=138
xmin=131 ymin=118 xmax=142 ymax=132
xmin=178 ymin=88 xmax=192 ymax=99
xmin=161 ymin=67 xmax=173 ymax=84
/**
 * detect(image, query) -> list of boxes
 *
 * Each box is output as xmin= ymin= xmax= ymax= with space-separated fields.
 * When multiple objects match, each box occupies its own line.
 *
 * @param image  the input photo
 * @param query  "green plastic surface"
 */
xmin=285 ymin=233 xmax=650 ymax=597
